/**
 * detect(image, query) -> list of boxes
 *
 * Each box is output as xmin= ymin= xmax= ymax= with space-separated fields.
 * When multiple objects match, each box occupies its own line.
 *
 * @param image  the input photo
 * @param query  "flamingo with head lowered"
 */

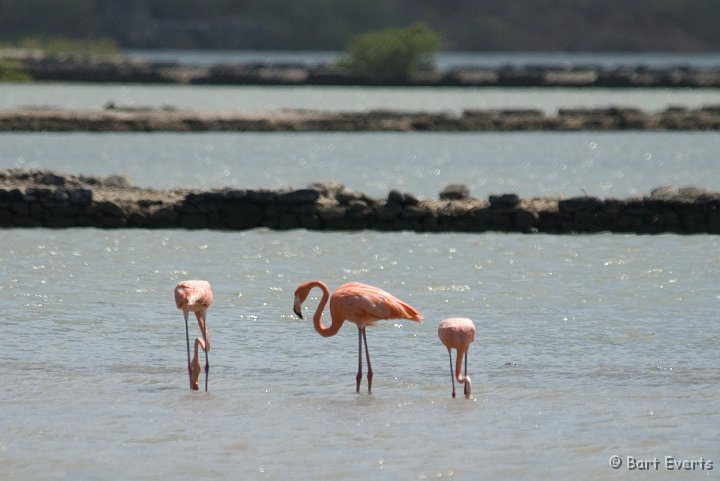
xmin=174 ymin=280 xmax=213 ymax=391
xmin=438 ymin=317 xmax=476 ymax=398
xmin=293 ymin=281 xmax=423 ymax=394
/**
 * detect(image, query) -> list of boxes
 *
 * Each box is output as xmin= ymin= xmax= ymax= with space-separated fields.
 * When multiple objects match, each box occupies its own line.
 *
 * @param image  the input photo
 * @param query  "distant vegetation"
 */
xmin=338 ymin=23 xmax=440 ymax=77
xmin=0 ymin=0 xmax=718 ymax=52
xmin=6 ymin=36 xmax=121 ymax=56
xmin=0 ymin=59 xmax=31 ymax=81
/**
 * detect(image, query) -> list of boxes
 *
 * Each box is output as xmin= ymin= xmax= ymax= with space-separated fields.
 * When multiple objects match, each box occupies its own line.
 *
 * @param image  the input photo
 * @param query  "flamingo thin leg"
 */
xmin=448 ymin=349 xmax=456 ymax=398
xmin=204 ymin=349 xmax=209 ymax=392
xmin=184 ymin=311 xmax=193 ymax=390
xmin=463 ymin=351 xmax=470 ymax=397
xmin=356 ymin=327 xmax=363 ymax=393
xmin=201 ymin=323 xmax=209 ymax=392
xmin=362 ymin=327 xmax=373 ymax=394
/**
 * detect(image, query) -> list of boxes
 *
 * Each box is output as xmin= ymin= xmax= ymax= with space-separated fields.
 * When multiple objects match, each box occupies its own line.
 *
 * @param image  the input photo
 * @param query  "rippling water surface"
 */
xmin=2 ymin=229 xmax=718 ymax=480
xmin=1 ymin=74 xmax=719 ymax=480
xmin=4 ymin=131 xmax=720 ymax=199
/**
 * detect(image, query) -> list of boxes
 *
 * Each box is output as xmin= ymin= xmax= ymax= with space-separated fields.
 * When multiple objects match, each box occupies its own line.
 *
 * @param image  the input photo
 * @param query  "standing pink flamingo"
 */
xmin=293 ymin=281 xmax=423 ymax=393
xmin=174 ymin=280 xmax=213 ymax=391
xmin=438 ymin=317 xmax=476 ymax=398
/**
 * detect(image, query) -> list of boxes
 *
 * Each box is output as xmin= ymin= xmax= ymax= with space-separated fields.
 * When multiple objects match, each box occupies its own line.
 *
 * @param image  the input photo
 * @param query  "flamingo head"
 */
xmin=293 ymin=294 xmax=303 ymax=319
xmin=293 ymin=283 xmax=313 ymax=319
xmin=462 ymin=376 xmax=472 ymax=399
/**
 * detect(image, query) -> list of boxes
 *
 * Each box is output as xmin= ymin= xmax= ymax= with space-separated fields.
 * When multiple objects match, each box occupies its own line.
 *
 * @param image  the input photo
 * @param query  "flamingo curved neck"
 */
xmin=309 ymin=281 xmax=342 ymax=338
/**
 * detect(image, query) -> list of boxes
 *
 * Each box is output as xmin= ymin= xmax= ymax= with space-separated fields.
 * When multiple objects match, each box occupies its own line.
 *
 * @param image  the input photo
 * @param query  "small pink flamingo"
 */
xmin=438 ymin=317 xmax=476 ymax=398
xmin=293 ymin=281 xmax=423 ymax=393
xmin=174 ymin=280 xmax=213 ymax=391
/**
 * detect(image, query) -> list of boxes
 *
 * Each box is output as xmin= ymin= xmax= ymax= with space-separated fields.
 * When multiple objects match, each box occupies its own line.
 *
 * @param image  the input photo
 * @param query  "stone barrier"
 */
xmin=1 ymin=169 xmax=719 ymax=234
xmin=1 ymin=105 xmax=719 ymax=132
xmin=10 ymin=54 xmax=720 ymax=88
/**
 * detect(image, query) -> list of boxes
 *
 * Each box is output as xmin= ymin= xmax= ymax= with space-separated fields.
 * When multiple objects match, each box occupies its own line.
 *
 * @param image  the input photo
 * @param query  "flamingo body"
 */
xmin=294 ymin=280 xmax=422 ymax=393
xmin=330 ymin=282 xmax=423 ymax=328
xmin=174 ymin=280 xmax=213 ymax=391
xmin=174 ymin=280 xmax=214 ymax=317
xmin=438 ymin=317 xmax=475 ymax=399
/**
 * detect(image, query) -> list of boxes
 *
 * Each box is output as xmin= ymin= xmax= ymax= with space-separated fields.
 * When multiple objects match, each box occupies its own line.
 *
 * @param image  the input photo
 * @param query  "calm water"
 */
xmin=1 ymin=73 xmax=719 ymax=479
xmin=3 ymin=131 xmax=720 ymax=199
xmin=124 ymin=49 xmax=720 ymax=69
xmin=3 ymin=51 xmax=720 ymax=113
xmin=3 ymin=82 xmax=720 ymax=114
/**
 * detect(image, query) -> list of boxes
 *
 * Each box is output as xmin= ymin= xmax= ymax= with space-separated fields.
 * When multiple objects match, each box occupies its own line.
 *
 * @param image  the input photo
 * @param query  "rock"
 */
xmin=649 ymin=186 xmax=679 ymax=200
xmin=388 ymin=190 xmax=419 ymax=206
xmin=37 ymin=172 xmax=66 ymax=186
xmin=489 ymin=193 xmax=519 ymax=208
xmin=69 ymin=188 xmax=92 ymax=205
xmin=307 ymin=181 xmax=345 ymax=197
xmin=439 ymin=184 xmax=471 ymax=200
xmin=318 ymin=205 xmax=347 ymax=221
xmin=103 ymin=174 xmax=131 ymax=188
xmin=335 ymin=187 xmax=364 ymax=204
xmin=277 ymin=188 xmax=320 ymax=204
xmin=559 ymin=196 xmax=603 ymax=213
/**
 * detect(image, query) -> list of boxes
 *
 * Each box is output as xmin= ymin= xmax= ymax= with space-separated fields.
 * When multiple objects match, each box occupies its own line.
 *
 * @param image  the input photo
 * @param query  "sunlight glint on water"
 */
xmin=1 ymin=229 xmax=718 ymax=480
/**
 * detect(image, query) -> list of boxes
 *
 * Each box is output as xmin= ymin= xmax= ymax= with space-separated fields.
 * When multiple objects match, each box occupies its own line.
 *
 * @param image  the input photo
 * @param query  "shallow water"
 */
xmin=125 ymin=49 xmax=720 ymax=69
xmin=1 ymin=74 xmax=719 ymax=479
xmin=1 ymin=229 xmax=718 ymax=480
xmin=4 ymin=130 xmax=720 ymax=199
xmin=3 ymin=82 xmax=720 ymax=115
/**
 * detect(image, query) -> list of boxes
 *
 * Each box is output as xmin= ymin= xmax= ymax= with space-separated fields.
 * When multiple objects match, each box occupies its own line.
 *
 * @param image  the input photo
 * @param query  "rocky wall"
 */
xmin=11 ymin=54 xmax=720 ymax=88
xmin=1 ymin=170 xmax=719 ymax=234
xmin=2 ymin=106 xmax=719 ymax=132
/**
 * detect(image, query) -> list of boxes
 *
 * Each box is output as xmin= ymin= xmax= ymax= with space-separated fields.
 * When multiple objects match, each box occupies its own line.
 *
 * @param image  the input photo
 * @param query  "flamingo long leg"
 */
xmin=204 ymin=349 xmax=209 ymax=392
xmin=356 ymin=327 xmax=363 ymax=393
xmin=183 ymin=310 xmax=192 ymax=389
xmin=362 ymin=327 xmax=373 ymax=394
xmin=463 ymin=351 xmax=470 ymax=397
xmin=448 ymin=349 xmax=456 ymax=398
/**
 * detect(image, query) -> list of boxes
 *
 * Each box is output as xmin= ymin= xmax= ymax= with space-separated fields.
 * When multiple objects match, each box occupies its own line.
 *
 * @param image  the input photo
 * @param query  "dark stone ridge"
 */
xmin=1 ymin=105 xmax=719 ymax=132
xmin=12 ymin=54 xmax=720 ymax=88
xmin=1 ymin=169 xmax=719 ymax=234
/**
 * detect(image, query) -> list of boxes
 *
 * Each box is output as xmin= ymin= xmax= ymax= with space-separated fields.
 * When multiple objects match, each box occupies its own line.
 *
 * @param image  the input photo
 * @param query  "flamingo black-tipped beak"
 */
xmin=294 ymin=308 xmax=303 ymax=319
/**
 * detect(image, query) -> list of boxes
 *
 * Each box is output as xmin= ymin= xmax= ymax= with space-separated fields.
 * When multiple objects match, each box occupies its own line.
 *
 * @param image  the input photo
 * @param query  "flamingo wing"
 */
xmin=332 ymin=282 xmax=422 ymax=325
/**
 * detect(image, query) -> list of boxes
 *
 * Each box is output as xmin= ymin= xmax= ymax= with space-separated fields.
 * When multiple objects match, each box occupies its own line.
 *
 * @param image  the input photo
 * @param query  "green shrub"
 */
xmin=338 ymin=22 xmax=441 ymax=77
xmin=17 ymin=36 xmax=121 ymax=56
xmin=0 ymin=58 xmax=31 ymax=82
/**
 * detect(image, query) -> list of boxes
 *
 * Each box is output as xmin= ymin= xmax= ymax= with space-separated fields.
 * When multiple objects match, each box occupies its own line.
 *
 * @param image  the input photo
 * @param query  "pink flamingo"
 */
xmin=293 ymin=281 xmax=423 ymax=393
xmin=438 ymin=317 xmax=476 ymax=398
xmin=174 ymin=280 xmax=213 ymax=391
